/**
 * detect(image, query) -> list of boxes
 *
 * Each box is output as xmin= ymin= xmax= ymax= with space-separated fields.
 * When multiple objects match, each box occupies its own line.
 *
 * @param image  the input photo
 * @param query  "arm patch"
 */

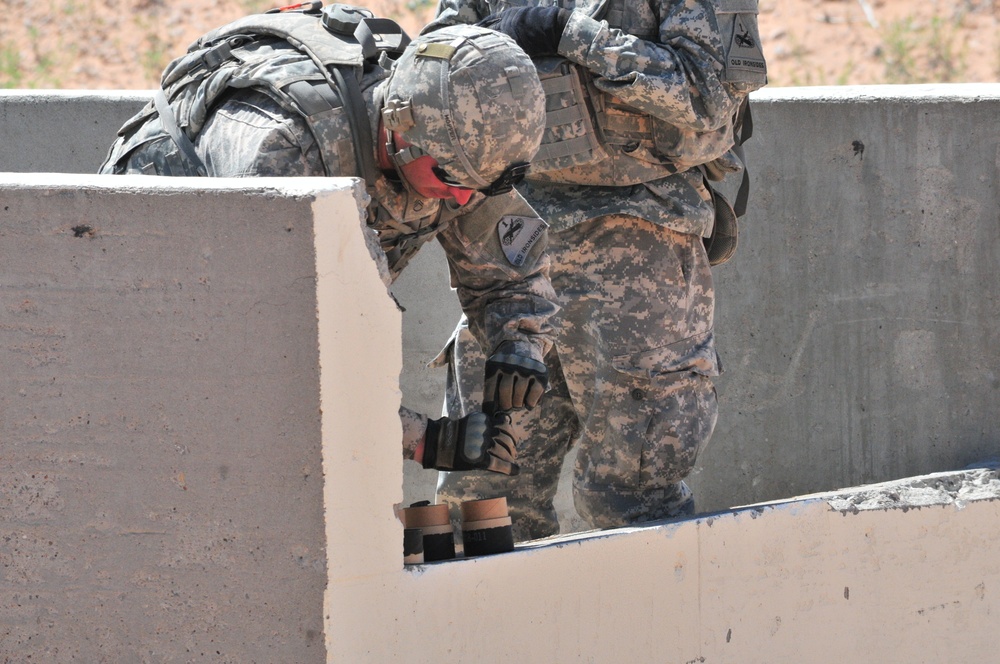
xmin=497 ymin=215 xmax=547 ymax=266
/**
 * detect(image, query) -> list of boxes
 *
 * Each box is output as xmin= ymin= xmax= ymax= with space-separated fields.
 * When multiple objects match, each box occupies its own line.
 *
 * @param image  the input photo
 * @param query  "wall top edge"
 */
xmin=405 ymin=464 xmax=1000 ymax=570
xmin=732 ymin=463 xmax=1000 ymax=513
xmin=0 ymin=172 xmax=362 ymax=198
xmin=597 ymin=463 xmax=998 ymax=537
xmin=752 ymin=82 xmax=1000 ymax=103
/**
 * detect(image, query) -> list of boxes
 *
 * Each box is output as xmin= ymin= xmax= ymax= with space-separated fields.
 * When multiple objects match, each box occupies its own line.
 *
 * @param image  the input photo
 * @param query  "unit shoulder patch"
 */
xmin=727 ymin=14 xmax=767 ymax=76
xmin=497 ymin=215 xmax=547 ymax=267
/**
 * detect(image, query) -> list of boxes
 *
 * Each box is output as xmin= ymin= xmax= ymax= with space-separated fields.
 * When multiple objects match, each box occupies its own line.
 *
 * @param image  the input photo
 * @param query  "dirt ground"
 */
xmin=1 ymin=0 xmax=997 ymax=89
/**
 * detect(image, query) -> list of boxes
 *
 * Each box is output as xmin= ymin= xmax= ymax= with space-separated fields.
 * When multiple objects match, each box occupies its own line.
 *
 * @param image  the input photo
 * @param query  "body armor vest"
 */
xmin=484 ymin=0 xmax=767 ymax=184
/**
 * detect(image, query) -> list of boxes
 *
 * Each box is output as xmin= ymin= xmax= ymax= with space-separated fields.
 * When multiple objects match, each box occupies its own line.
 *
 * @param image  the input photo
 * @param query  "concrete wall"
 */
xmin=706 ymin=83 xmax=1000 ymax=510
xmin=2 ymin=172 xmax=997 ymax=663
xmin=0 ymin=163 xmax=1000 ymax=664
xmin=0 ymin=90 xmax=150 ymax=174
xmin=384 ymin=467 xmax=1000 ymax=664
xmin=1 ymin=85 xmax=998 ymax=521
xmin=0 ymin=175 xmax=338 ymax=661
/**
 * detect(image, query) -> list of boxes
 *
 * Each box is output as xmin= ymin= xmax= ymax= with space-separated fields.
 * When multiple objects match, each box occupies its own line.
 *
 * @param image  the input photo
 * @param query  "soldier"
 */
xmin=100 ymin=8 xmax=557 ymax=477
xmin=426 ymin=0 xmax=768 ymax=538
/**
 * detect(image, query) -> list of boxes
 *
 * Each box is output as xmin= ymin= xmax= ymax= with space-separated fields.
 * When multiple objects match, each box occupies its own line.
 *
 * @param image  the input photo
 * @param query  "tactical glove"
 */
xmin=477 ymin=6 xmax=572 ymax=58
xmin=423 ymin=411 xmax=520 ymax=476
xmin=482 ymin=342 xmax=549 ymax=414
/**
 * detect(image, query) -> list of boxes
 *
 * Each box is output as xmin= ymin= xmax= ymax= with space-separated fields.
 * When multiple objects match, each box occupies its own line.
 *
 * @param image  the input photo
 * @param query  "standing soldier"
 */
xmin=101 ymin=7 xmax=558 ymax=476
xmin=427 ymin=0 xmax=768 ymax=538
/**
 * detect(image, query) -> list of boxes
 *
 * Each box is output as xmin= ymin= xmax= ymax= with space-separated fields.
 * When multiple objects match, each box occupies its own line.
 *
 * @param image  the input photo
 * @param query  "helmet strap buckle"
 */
xmin=391 ymin=144 xmax=426 ymax=166
xmin=384 ymin=129 xmax=427 ymax=170
xmin=480 ymin=162 xmax=530 ymax=197
xmin=382 ymin=98 xmax=415 ymax=131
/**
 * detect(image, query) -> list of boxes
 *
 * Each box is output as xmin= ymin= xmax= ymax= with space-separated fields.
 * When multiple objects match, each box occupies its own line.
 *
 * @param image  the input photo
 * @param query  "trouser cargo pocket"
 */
xmin=577 ymin=359 xmax=717 ymax=493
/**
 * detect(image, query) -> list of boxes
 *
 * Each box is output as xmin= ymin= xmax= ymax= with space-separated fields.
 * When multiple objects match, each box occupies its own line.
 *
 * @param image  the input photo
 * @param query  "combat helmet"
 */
xmin=381 ymin=24 xmax=545 ymax=195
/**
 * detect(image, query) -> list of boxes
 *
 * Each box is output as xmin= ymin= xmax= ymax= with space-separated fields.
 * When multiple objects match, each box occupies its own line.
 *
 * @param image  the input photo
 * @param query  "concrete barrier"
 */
xmin=1 ymin=84 xmax=998 ymax=518
xmin=704 ymin=83 xmax=1000 ymax=511
xmin=0 ymin=90 xmax=150 ymax=174
xmin=3 ymin=172 xmax=998 ymax=663
xmin=389 ymin=465 xmax=1000 ymax=664
xmin=0 ymin=175 xmax=342 ymax=660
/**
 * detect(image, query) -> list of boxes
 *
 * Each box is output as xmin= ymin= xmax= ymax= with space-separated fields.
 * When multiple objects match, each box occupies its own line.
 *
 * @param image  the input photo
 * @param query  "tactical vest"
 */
xmin=103 ymin=4 xmax=409 ymax=190
xmin=481 ymin=0 xmax=765 ymax=266
xmin=483 ymin=0 xmax=766 ymax=182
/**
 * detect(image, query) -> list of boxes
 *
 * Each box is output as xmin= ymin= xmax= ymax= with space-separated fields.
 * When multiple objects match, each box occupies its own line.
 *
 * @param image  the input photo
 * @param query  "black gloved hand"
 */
xmin=423 ymin=411 xmax=519 ymax=476
xmin=482 ymin=343 xmax=549 ymax=415
xmin=477 ymin=6 xmax=572 ymax=58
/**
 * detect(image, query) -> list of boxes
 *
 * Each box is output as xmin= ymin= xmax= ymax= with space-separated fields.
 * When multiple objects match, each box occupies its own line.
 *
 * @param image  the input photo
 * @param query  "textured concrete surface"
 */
xmin=1 ymin=169 xmax=998 ymax=663
xmin=359 ymin=465 xmax=1000 ymax=663
xmin=703 ymin=83 xmax=1000 ymax=509
xmin=0 ymin=174 xmax=341 ymax=662
xmin=2 ymin=84 xmax=998 ymax=523
xmin=0 ymin=90 xmax=150 ymax=173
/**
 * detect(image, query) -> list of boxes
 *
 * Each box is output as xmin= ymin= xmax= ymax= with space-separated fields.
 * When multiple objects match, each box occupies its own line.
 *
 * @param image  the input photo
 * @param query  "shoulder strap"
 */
xmin=284 ymin=65 xmax=378 ymax=188
xmin=323 ymin=65 xmax=379 ymax=189
xmin=152 ymin=87 xmax=208 ymax=176
xmin=731 ymin=97 xmax=753 ymax=217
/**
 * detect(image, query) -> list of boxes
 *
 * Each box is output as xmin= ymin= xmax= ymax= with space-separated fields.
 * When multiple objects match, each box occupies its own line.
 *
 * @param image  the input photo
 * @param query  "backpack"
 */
xmin=102 ymin=3 xmax=409 ymax=191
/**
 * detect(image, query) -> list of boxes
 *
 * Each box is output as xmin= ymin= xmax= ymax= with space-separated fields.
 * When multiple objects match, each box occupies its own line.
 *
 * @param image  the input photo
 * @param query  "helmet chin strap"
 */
xmin=383 ymin=123 xmax=529 ymax=198
xmin=375 ymin=121 xmax=395 ymax=171
xmin=382 ymin=125 xmax=425 ymax=179
xmin=381 ymin=127 xmax=437 ymax=196
xmin=380 ymin=100 xmax=428 ymax=172
xmin=388 ymin=139 xmax=426 ymax=169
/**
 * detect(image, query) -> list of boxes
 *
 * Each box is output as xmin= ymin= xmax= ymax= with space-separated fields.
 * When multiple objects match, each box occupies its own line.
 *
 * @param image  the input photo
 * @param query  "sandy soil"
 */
xmin=760 ymin=0 xmax=999 ymax=85
xmin=1 ymin=0 xmax=997 ymax=89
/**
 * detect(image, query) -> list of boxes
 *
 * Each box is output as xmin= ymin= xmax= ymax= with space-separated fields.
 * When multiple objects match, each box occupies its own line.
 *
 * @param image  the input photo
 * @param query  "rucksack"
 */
xmin=103 ymin=3 xmax=409 ymax=191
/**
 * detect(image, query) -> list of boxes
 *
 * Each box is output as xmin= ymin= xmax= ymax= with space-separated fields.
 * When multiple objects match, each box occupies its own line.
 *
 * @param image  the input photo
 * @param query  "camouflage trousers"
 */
xmin=436 ymin=214 xmax=720 ymax=541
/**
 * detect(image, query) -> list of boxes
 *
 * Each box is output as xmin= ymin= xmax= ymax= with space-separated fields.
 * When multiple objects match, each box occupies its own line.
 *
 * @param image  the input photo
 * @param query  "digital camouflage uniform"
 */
xmin=429 ymin=0 xmax=767 ymax=539
xmin=100 ymin=19 xmax=559 ymax=419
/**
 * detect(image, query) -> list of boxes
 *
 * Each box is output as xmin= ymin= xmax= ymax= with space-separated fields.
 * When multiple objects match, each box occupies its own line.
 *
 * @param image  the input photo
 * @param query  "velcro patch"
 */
xmin=497 ymin=215 xmax=546 ymax=267
xmin=727 ymin=14 xmax=767 ymax=76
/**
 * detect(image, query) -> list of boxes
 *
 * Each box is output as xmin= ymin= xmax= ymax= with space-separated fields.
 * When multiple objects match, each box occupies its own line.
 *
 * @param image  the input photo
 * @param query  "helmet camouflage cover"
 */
xmin=381 ymin=24 xmax=545 ymax=194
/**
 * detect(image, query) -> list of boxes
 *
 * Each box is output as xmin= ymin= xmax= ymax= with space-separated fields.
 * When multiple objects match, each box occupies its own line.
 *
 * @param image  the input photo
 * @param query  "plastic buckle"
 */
xmin=480 ymin=162 xmax=530 ymax=197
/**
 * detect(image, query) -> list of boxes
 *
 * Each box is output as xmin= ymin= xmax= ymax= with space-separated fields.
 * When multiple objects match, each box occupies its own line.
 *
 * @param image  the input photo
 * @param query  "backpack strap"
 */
xmin=258 ymin=65 xmax=377 ymax=189
xmin=328 ymin=65 xmax=379 ymax=191
xmin=731 ymin=97 xmax=753 ymax=217
xmin=152 ymin=87 xmax=208 ymax=176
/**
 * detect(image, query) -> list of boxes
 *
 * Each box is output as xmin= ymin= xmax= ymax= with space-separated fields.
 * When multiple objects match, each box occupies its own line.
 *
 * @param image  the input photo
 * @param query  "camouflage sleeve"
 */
xmin=422 ymin=0 xmax=490 ymax=33
xmin=557 ymin=1 xmax=740 ymax=131
xmin=434 ymin=189 xmax=559 ymax=364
